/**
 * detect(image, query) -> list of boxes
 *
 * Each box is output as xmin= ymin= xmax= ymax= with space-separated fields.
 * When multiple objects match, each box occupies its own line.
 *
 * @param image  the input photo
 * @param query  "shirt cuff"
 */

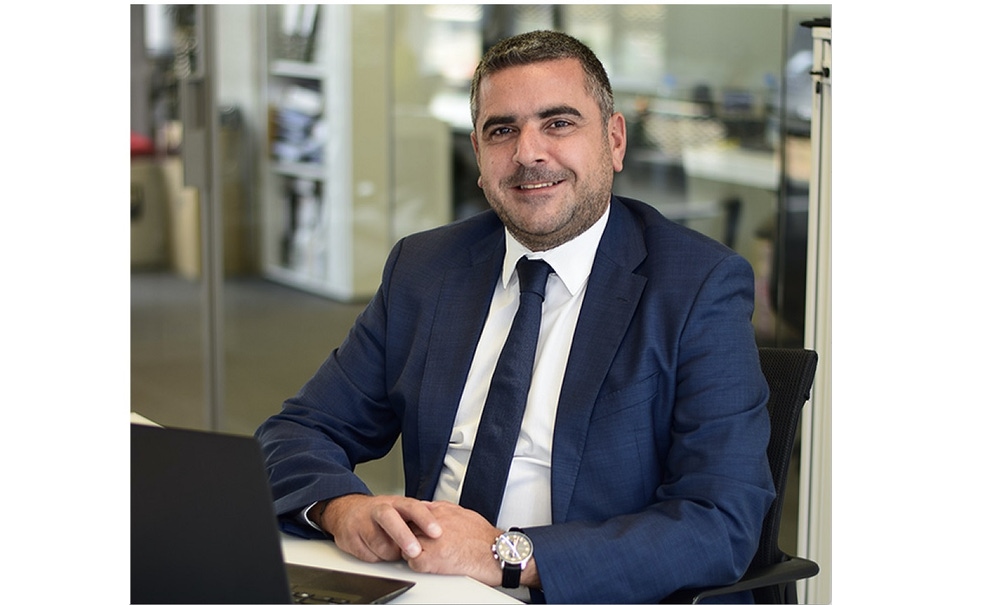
xmin=298 ymin=501 xmax=324 ymax=533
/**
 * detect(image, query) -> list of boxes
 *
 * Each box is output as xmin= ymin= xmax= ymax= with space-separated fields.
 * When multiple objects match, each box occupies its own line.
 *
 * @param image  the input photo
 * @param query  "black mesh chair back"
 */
xmin=751 ymin=347 xmax=819 ymax=603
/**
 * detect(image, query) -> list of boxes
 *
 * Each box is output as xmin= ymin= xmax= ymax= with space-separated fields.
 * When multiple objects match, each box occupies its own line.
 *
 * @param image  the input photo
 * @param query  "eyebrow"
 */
xmin=479 ymin=105 xmax=584 ymax=134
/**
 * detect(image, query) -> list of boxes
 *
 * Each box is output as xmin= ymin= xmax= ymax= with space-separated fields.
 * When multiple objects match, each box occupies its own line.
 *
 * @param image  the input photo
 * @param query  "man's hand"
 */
xmin=402 ymin=501 xmax=502 ymax=584
xmin=313 ymin=494 xmax=442 ymax=563
xmin=403 ymin=501 xmax=540 ymax=589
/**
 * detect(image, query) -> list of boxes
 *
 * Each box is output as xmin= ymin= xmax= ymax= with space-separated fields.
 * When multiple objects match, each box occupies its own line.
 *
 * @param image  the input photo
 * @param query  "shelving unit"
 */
xmin=258 ymin=5 xmax=391 ymax=301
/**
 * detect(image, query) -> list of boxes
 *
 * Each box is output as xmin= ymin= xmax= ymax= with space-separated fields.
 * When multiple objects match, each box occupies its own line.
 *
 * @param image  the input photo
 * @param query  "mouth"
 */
xmin=516 ymin=180 xmax=563 ymax=191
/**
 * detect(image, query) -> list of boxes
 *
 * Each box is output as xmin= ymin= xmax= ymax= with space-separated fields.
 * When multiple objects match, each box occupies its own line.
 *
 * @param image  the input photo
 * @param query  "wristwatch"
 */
xmin=492 ymin=528 xmax=533 ymax=589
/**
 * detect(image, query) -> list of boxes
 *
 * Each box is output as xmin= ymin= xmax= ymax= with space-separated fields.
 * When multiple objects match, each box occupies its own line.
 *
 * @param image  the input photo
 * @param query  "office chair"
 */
xmin=663 ymin=347 xmax=820 ymax=604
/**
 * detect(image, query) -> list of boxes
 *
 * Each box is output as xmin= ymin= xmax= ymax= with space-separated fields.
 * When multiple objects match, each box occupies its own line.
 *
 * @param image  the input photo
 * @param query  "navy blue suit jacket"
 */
xmin=255 ymin=195 xmax=775 ymax=603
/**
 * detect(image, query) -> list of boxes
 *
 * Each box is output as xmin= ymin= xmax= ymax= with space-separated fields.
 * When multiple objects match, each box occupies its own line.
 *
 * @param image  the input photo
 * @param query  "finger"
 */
xmin=332 ymin=523 xmax=393 ymax=563
xmin=358 ymin=529 xmax=403 ymax=562
xmin=400 ymin=500 xmax=443 ymax=539
xmin=371 ymin=501 xmax=428 ymax=559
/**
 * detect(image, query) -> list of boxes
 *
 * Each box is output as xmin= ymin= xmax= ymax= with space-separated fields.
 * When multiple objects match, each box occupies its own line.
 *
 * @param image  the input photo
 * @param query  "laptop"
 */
xmin=131 ymin=422 xmax=415 ymax=604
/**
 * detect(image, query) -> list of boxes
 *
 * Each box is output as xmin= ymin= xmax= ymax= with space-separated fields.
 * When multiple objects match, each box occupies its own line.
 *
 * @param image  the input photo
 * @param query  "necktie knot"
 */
xmin=516 ymin=257 xmax=553 ymax=299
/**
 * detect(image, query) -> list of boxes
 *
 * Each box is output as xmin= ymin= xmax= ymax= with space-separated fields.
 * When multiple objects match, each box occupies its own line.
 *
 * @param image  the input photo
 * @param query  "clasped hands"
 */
xmin=312 ymin=494 xmax=518 ymax=587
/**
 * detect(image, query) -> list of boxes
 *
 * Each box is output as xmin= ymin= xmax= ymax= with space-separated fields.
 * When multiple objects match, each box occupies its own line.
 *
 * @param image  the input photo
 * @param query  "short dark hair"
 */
xmin=470 ymin=30 xmax=614 ymax=129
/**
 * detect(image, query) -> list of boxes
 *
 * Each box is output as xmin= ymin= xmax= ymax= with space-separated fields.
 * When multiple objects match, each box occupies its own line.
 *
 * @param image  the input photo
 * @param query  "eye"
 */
xmin=546 ymin=118 xmax=576 ymax=134
xmin=488 ymin=126 xmax=514 ymax=138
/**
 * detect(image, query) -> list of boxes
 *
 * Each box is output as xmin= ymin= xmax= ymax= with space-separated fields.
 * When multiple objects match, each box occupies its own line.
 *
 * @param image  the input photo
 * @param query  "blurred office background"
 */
xmin=130 ymin=4 xmax=830 ymax=601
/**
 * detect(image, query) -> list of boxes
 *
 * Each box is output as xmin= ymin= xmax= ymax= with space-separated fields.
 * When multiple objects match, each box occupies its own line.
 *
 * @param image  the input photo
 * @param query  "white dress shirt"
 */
xmin=433 ymin=204 xmax=610 ymax=530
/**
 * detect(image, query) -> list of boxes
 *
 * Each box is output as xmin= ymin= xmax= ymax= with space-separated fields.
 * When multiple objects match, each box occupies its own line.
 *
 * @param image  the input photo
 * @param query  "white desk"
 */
xmin=680 ymin=143 xmax=780 ymax=264
xmin=281 ymin=533 xmax=521 ymax=604
xmin=682 ymin=143 xmax=778 ymax=191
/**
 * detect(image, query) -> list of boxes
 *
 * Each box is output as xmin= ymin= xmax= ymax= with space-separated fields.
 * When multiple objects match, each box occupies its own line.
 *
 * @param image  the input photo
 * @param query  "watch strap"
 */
xmin=501 ymin=562 xmax=523 ymax=589
xmin=500 ymin=527 xmax=526 ymax=589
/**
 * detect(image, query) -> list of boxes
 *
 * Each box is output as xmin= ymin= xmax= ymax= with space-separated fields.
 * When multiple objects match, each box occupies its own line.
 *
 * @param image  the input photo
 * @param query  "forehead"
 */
xmin=477 ymin=58 xmax=595 ymax=117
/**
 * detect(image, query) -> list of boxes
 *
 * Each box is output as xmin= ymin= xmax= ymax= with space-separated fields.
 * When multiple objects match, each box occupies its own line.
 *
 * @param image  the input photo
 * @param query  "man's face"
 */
xmin=471 ymin=58 xmax=626 ymax=251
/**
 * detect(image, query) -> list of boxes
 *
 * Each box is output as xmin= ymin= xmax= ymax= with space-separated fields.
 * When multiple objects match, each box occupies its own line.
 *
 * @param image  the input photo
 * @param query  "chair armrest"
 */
xmin=661 ymin=556 xmax=820 ymax=604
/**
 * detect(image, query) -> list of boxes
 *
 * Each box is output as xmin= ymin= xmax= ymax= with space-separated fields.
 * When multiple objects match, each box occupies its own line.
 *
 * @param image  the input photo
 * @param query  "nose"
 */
xmin=513 ymin=124 xmax=546 ymax=166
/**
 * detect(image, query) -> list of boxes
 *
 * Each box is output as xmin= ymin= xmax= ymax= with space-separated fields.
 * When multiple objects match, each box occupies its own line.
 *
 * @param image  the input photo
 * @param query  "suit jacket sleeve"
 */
xmin=526 ymin=249 xmax=775 ymax=604
xmin=254 ymin=242 xmax=405 ymax=538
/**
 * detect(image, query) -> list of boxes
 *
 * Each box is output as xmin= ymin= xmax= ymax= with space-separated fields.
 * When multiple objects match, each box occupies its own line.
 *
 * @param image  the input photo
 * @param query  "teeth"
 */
xmin=520 ymin=182 xmax=556 ymax=190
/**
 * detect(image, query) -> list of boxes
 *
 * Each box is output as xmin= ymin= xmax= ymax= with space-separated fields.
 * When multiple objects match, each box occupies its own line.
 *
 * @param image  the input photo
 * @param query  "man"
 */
xmin=255 ymin=30 xmax=774 ymax=603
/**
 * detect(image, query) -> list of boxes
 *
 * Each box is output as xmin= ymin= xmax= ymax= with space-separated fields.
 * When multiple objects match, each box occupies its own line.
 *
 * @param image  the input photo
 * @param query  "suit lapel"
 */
xmin=550 ymin=198 xmax=647 ymax=522
xmin=414 ymin=230 xmax=504 ymax=500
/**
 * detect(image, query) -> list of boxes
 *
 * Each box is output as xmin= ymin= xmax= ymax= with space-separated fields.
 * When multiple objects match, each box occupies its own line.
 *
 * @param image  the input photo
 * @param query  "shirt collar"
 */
xmin=501 ymin=202 xmax=611 ymax=296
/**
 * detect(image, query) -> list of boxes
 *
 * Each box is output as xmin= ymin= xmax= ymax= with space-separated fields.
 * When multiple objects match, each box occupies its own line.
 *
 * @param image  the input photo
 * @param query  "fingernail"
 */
xmin=428 ymin=523 xmax=442 ymax=537
xmin=405 ymin=543 xmax=421 ymax=558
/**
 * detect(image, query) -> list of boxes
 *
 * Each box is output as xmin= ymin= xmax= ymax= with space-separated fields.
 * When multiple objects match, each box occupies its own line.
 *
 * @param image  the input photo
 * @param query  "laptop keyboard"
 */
xmin=292 ymin=590 xmax=352 ymax=604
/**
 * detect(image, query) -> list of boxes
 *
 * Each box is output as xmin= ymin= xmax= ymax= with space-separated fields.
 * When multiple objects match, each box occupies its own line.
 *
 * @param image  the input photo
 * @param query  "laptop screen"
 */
xmin=131 ymin=423 xmax=415 ymax=604
xmin=131 ymin=423 xmax=293 ymax=603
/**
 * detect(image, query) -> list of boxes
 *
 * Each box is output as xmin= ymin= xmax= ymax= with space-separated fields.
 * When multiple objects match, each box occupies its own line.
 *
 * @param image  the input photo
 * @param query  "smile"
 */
xmin=517 ymin=181 xmax=561 ymax=190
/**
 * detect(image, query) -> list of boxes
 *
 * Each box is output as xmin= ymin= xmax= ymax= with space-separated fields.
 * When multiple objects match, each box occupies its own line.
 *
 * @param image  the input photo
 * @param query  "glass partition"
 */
xmin=131 ymin=5 xmax=209 ymax=431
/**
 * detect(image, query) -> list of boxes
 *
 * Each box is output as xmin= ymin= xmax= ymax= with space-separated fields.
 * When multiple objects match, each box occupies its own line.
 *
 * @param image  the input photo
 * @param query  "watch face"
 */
xmin=496 ymin=531 xmax=533 ymax=564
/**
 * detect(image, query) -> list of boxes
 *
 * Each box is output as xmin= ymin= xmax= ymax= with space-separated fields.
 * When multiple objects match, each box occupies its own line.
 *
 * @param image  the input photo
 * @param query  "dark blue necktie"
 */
xmin=459 ymin=257 xmax=553 ymax=525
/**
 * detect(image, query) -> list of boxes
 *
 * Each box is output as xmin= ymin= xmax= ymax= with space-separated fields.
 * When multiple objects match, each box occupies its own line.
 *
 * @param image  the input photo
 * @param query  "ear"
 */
xmin=469 ymin=131 xmax=484 ymax=188
xmin=470 ymin=130 xmax=480 ymax=161
xmin=608 ymin=112 xmax=627 ymax=173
